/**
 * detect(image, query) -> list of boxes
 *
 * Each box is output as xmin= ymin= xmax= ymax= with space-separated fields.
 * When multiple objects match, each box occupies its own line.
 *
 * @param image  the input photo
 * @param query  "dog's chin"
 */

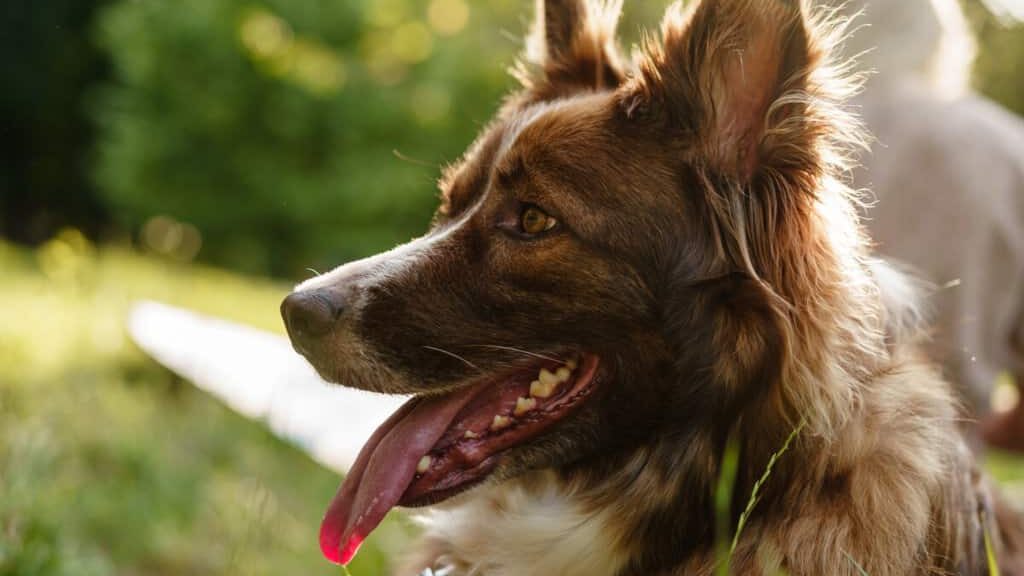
xmin=294 ymin=335 xmax=422 ymax=395
xmin=318 ymin=352 xmax=604 ymax=565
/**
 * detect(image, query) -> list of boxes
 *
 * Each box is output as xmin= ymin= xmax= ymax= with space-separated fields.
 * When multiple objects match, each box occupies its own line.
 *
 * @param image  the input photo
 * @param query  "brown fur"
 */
xmin=283 ymin=1 xmax=1023 ymax=574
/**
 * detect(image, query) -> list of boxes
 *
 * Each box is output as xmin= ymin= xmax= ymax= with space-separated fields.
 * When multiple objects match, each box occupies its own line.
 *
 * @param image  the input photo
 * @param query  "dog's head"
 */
xmin=282 ymin=0 xmax=861 ymax=565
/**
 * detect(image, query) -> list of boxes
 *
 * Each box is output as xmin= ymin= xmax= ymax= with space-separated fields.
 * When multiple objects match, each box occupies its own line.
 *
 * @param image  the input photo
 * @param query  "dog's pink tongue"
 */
xmin=320 ymin=388 xmax=479 ymax=565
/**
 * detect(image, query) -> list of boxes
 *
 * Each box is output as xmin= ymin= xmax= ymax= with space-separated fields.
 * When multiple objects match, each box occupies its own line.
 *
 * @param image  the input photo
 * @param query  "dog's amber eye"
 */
xmin=519 ymin=205 xmax=556 ymax=235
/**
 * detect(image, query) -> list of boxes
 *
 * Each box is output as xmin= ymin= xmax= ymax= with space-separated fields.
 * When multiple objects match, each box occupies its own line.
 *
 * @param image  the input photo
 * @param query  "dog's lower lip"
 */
xmin=398 ymin=354 xmax=601 ymax=506
xmin=400 ymin=465 xmax=494 ymax=508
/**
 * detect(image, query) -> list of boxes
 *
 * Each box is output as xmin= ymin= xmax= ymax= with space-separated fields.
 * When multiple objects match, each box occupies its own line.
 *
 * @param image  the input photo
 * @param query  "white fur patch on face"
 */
xmin=414 ymin=471 xmax=627 ymax=576
xmin=295 ymin=208 xmax=476 ymax=316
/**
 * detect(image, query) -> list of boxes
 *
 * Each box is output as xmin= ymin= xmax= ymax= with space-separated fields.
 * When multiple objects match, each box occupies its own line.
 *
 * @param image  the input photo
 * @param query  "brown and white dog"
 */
xmin=281 ymin=1 xmax=1021 ymax=574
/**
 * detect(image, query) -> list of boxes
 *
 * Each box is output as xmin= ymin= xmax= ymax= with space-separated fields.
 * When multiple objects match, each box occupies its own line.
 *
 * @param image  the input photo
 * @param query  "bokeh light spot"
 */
xmin=391 ymin=21 xmax=434 ymax=63
xmin=366 ymin=0 xmax=410 ymax=28
xmin=37 ymin=228 xmax=93 ymax=284
xmin=427 ymin=0 xmax=470 ymax=37
xmin=238 ymin=6 xmax=346 ymax=96
xmin=290 ymin=40 xmax=348 ymax=94
xmin=991 ymin=372 xmax=1019 ymax=414
xmin=239 ymin=7 xmax=293 ymax=59
xmin=142 ymin=216 xmax=203 ymax=262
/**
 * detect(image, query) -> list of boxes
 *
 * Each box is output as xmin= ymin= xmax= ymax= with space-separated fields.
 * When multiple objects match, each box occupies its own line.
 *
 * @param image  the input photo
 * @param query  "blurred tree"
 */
xmin=0 ymin=0 xmax=113 ymax=244
xmin=91 ymin=0 xmax=524 ymax=276
xmin=3 ymin=0 xmax=1022 ymax=278
xmin=965 ymin=1 xmax=1024 ymax=117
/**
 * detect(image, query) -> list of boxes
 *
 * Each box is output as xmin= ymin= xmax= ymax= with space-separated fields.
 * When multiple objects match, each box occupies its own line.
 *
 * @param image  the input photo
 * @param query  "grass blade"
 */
xmin=983 ymin=510 xmax=1001 ymax=576
xmin=715 ymin=441 xmax=741 ymax=576
xmin=730 ymin=418 xmax=807 ymax=555
xmin=842 ymin=550 xmax=870 ymax=576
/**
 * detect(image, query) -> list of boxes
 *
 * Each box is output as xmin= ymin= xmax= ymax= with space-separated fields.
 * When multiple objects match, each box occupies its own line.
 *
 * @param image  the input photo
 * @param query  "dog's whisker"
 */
xmin=305 ymin=267 xmax=322 ymax=278
xmin=393 ymin=149 xmax=439 ymax=169
xmin=466 ymin=344 xmax=563 ymax=364
xmin=422 ymin=346 xmax=483 ymax=372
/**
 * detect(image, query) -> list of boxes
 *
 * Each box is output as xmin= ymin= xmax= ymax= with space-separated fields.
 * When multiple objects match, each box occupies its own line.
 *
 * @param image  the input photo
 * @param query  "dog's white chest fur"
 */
xmin=415 ymin=473 xmax=627 ymax=576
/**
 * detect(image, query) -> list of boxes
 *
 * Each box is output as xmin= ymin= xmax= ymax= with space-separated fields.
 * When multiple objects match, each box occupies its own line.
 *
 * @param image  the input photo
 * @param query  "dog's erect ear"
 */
xmin=519 ymin=0 xmax=626 ymax=99
xmin=626 ymin=0 xmax=845 ymax=181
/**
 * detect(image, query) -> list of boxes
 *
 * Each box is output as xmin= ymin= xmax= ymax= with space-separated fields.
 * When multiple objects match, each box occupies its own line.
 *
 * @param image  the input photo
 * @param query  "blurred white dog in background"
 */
xmin=834 ymin=0 xmax=1024 ymax=448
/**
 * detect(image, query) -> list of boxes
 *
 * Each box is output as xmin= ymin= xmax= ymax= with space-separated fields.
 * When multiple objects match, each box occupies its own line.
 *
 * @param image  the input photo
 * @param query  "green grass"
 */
xmin=4 ymin=231 xmax=1024 ymax=576
xmin=0 ymin=231 xmax=412 ymax=576
xmin=730 ymin=418 xmax=807 ymax=556
xmin=984 ymin=510 xmax=1002 ymax=576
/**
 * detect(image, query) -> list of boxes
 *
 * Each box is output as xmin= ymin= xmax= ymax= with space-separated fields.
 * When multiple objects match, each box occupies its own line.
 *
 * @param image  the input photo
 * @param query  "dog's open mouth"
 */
xmin=319 ymin=353 xmax=601 ymax=564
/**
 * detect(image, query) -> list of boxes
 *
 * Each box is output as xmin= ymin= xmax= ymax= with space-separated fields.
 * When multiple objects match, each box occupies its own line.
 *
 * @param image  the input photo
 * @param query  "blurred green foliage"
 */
xmin=966 ymin=3 xmax=1024 ymax=117
xmin=90 ymin=0 xmax=527 ymax=276
xmin=4 ymin=0 xmax=1021 ymax=278
xmin=0 ymin=234 xmax=413 ymax=575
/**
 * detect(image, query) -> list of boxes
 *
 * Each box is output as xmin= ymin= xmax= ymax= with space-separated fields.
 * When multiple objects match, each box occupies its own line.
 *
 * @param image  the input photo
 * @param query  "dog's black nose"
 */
xmin=281 ymin=289 xmax=342 ymax=342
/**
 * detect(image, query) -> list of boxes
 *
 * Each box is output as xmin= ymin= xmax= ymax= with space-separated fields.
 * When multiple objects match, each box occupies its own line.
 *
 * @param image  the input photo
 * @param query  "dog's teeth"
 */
xmin=530 ymin=379 xmax=556 ymax=399
xmin=514 ymin=397 xmax=537 ymax=416
xmin=539 ymin=368 xmax=559 ymax=387
xmin=565 ymin=357 xmax=578 ymax=371
xmin=463 ymin=430 xmax=478 ymax=439
xmin=491 ymin=415 xmax=512 ymax=431
xmin=417 ymin=455 xmax=432 ymax=474
xmin=555 ymin=367 xmax=572 ymax=383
